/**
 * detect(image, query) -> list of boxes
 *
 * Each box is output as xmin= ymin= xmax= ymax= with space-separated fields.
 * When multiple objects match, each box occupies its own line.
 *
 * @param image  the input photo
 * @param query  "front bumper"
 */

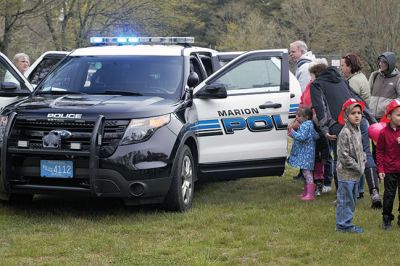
xmin=0 ymin=113 xmax=179 ymax=203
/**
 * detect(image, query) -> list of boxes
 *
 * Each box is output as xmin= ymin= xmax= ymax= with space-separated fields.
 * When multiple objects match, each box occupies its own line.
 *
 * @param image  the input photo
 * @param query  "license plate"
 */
xmin=40 ymin=160 xmax=73 ymax=178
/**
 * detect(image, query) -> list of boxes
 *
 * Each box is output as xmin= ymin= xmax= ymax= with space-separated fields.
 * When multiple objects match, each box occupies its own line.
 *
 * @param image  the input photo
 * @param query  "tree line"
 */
xmin=1 ymin=0 xmax=399 ymax=74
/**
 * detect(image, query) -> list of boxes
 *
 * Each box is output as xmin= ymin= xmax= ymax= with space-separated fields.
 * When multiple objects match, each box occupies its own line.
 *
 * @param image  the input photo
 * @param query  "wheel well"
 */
xmin=184 ymin=137 xmax=198 ymax=166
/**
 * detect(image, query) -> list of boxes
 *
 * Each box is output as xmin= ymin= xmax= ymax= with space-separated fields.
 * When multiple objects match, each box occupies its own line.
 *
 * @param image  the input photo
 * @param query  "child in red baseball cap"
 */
xmin=376 ymin=99 xmax=400 ymax=230
xmin=336 ymin=98 xmax=366 ymax=233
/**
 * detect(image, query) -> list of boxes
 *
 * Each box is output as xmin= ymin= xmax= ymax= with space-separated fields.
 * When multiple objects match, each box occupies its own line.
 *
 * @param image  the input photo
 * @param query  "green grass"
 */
xmin=1 ymin=166 xmax=399 ymax=265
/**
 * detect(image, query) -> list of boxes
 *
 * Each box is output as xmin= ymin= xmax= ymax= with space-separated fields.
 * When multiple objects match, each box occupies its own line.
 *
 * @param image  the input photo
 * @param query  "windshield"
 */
xmin=36 ymin=55 xmax=184 ymax=99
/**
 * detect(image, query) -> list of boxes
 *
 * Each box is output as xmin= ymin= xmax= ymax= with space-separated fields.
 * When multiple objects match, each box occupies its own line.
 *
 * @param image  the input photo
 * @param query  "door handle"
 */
xmin=259 ymin=102 xmax=282 ymax=109
xmin=290 ymin=93 xmax=295 ymax=98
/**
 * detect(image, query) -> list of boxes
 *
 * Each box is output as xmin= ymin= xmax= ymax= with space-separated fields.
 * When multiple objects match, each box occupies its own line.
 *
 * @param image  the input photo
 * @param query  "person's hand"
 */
xmin=325 ymin=133 xmax=337 ymax=141
xmin=289 ymin=119 xmax=300 ymax=131
xmin=397 ymin=137 xmax=400 ymax=144
xmin=379 ymin=173 xmax=385 ymax=180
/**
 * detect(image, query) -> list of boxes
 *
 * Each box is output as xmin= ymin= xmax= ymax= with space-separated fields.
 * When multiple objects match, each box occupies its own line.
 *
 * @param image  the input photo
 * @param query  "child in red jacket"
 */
xmin=376 ymin=99 xmax=400 ymax=230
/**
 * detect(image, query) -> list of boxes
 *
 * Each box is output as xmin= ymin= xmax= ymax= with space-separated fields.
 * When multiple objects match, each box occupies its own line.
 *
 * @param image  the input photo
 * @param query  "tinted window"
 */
xmin=28 ymin=57 xmax=64 ymax=85
xmin=37 ymin=56 xmax=184 ymax=99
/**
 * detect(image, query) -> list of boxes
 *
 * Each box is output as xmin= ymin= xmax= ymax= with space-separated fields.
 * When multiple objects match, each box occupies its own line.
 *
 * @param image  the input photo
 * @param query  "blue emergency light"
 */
xmin=89 ymin=36 xmax=194 ymax=46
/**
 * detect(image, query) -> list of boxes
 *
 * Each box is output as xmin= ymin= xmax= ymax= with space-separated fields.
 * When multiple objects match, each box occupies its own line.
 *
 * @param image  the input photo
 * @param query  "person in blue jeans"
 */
xmin=335 ymin=99 xmax=366 ymax=233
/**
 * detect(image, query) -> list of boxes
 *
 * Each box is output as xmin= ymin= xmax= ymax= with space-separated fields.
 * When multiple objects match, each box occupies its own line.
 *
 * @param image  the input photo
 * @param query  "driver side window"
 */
xmin=212 ymin=58 xmax=281 ymax=94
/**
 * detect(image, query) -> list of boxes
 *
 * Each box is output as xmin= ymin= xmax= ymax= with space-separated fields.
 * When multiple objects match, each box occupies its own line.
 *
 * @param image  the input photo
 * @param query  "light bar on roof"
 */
xmin=89 ymin=36 xmax=194 ymax=46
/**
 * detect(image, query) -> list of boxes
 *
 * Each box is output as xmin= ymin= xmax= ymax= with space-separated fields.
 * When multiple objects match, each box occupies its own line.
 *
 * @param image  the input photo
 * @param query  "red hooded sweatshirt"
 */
xmin=376 ymin=125 xmax=400 ymax=173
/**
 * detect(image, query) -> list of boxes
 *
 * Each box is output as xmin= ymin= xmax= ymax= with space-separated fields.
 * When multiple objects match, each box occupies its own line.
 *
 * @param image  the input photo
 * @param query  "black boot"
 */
xmin=383 ymin=215 xmax=392 ymax=230
xmin=364 ymin=168 xmax=382 ymax=209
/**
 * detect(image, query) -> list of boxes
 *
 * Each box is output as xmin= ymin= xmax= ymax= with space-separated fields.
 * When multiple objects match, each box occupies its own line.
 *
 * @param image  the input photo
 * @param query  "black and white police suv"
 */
xmin=0 ymin=37 xmax=300 ymax=211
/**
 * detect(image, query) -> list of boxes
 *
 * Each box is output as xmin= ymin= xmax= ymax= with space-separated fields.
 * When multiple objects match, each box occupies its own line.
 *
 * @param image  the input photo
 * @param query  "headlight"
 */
xmin=0 ymin=115 xmax=9 ymax=143
xmin=120 ymin=114 xmax=171 ymax=145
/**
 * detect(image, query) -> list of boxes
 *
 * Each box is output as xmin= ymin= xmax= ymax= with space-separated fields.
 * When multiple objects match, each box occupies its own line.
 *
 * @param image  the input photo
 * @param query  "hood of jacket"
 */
xmin=296 ymin=51 xmax=316 ymax=67
xmin=316 ymin=66 xmax=342 ymax=83
xmin=378 ymin=52 xmax=397 ymax=77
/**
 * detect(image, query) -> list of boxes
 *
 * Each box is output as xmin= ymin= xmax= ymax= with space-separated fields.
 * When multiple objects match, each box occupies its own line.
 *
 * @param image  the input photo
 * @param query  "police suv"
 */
xmin=0 ymin=37 xmax=300 ymax=211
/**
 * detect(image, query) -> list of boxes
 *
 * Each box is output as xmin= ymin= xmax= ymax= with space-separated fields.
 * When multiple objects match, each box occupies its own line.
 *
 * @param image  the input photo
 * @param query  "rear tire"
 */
xmin=163 ymin=145 xmax=195 ymax=212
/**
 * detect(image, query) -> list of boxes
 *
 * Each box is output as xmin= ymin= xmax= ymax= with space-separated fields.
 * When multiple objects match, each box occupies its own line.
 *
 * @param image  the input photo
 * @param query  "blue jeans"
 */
xmin=336 ymin=179 xmax=359 ymax=230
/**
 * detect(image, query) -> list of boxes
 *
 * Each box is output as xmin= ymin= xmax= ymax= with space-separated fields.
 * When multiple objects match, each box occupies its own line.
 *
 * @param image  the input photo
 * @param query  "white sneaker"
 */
xmin=322 ymin=185 xmax=332 ymax=193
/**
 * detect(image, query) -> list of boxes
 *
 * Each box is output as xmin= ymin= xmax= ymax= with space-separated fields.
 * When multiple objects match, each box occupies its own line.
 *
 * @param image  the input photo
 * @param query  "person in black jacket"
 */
xmin=310 ymin=65 xmax=382 ymax=208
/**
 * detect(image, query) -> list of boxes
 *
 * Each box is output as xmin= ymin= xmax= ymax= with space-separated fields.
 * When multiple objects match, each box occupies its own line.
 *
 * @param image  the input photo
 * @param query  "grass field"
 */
xmin=1 ymin=165 xmax=400 ymax=265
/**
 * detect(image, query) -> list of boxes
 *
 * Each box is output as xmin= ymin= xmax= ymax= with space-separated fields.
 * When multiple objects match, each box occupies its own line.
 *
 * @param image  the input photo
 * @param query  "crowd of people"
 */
xmin=287 ymin=40 xmax=400 ymax=233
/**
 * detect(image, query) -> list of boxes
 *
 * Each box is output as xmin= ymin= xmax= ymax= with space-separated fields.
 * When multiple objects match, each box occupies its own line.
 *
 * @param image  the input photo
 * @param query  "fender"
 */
xmin=169 ymin=123 xmax=198 ymax=181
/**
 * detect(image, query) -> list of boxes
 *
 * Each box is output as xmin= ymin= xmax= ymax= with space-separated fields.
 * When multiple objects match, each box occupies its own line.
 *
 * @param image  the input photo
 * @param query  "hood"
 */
xmin=378 ymin=52 xmax=397 ymax=76
xmin=5 ymin=94 xmax=179 ymax=120
xmin=316 ymin=66 xmax=343 ymax=83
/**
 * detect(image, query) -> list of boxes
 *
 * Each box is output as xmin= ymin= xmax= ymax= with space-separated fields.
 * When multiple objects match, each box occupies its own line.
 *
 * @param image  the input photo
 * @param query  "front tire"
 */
xmin=163 ymin=145 xmax=195 ymax=212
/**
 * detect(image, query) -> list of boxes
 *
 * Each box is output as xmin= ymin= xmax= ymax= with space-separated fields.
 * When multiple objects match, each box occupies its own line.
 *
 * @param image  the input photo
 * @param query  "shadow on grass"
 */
xmin=0 ymin=195 xmax=163 ymax=218
xmin=0 ymin=169 xmax=302 ymax=217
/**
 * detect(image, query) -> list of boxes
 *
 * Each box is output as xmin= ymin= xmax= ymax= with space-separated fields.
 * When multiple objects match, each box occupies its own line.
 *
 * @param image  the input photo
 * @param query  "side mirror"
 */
xmin=187 ymin=72 xmax=199 ymax=88
xmin=195 ymin=83 xmax=227 ymax=99
xmin=1 ymin=82 xmax=19 ymax=91
xmin=0 ymin=82 xmax=31 ymax=97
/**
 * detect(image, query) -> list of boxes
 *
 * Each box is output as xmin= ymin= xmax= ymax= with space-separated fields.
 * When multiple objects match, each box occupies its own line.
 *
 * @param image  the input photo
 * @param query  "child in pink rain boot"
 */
xmin=288 ymin=107 xmax=319 ymax=201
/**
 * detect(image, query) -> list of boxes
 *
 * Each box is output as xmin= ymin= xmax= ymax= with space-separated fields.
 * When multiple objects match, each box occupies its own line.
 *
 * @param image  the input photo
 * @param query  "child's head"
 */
xmin=380 ymin=99 xmax=400 ymax=127
xmin=296 ymin=107 xmax=313 ymax=122
xmin=338 ymin=98 xmax=365 ymax=125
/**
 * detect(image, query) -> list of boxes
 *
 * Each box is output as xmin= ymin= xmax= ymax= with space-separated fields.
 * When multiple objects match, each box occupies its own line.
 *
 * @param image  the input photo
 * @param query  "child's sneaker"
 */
xmin=371 ymin=189 xmax=382 ymax=209
xmin=336 ymin=225 xmax=364 ymax=234
xmin=314 ymin=182 xmax=323 ymax=196
xmin=322 ymin=185 xmax=332 ymax=193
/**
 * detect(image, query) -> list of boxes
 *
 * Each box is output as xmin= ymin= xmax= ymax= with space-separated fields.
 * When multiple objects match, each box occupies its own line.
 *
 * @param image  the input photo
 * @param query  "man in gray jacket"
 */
xmin=289 ymin=40 xmax=316 ymax=92
xmin=289 ymin=40 xmax=316 ymax=181
xmin=369 ymin=52 xmax=400 ymax=120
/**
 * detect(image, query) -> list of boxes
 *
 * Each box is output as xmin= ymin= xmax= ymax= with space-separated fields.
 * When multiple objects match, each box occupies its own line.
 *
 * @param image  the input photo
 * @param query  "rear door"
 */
xmin=189 ymin=49 xmax=291 ymax=178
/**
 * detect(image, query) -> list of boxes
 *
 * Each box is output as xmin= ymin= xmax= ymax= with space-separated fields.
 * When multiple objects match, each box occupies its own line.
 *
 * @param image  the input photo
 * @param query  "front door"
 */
xmin=190 ymin=50 xmax=291 ymax=178
xmin=0 ymin=52 xmax=33 ymax=110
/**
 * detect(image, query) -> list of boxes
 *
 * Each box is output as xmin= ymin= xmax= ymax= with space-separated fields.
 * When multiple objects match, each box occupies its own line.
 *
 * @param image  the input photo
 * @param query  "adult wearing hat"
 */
xmin=369 ymin=52 xmax=400 ymax=121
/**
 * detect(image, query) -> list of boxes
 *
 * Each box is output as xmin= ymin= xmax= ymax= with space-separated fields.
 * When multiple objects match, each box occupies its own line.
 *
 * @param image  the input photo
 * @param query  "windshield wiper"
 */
xmin=37 ymin=91 xmax=88 ymax=95
xmin=97 ymin=90 xmax=143 ymax=96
